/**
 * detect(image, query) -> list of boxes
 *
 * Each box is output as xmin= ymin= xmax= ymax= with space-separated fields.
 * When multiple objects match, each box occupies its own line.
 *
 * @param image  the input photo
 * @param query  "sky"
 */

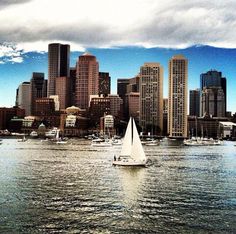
xmin=0 ymin=0 xmax=236 ymax=112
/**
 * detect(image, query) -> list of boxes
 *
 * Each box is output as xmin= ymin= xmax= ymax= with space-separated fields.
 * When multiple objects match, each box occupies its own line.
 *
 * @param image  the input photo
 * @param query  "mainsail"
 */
xmin=130 ymin=118 xmax=146 ymax=161
xmin=120 ymin=118 xmax=132 ymax=156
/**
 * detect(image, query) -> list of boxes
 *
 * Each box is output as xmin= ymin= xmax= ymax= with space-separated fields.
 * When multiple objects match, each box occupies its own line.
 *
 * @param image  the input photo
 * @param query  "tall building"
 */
xmin=189 ymin=89 xmax=200 ymax=116
xmin=163 ymin=98 xmax=168 ymax=136
xmin=201 ymin=87 xmax=225 ymax=117
xmin=108 ymin=94 xmax=123 ymax=118
xmin=168 ymin=55 xmax=188 ymax=138
xmin=140 ymin=63 xmax=163 ymax=135
xmin=200 ymin=70 xmax=227 ymax=116
xmin=127 ymin=75 xmax=140 ymax=93
xmin=30 ymin=72 xmax=47 ymax=115
xmin=99 ymin=72 xmax=111 ymax=97
xmin=48 ymin=43 xmax=70 ymax=96
xmin=75 ymin=52 xmax=99 ymax=109
xmin=117 ymin=76 xmax=139 ymax=120
xmin=17 ymin=82 xmax=31 ymax=116
xmin=117 ymin=79 xmax=130 ymax=99
xmin=55 ymin=76 xmax=70 ymax=110
xmin=126 ymin=92 xmax=140 ymax=122
xmin=70 ymin=67 xmax=76 ymax=106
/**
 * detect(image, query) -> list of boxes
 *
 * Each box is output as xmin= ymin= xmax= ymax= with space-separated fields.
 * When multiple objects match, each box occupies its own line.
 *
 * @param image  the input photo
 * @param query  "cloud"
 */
xmin=0 ymin=0 xmax=31 ymax=9
xmin=0 ymin=43 xmax=25 ymax=63
xmin=0 ymin=0 xmax=236 ymax=62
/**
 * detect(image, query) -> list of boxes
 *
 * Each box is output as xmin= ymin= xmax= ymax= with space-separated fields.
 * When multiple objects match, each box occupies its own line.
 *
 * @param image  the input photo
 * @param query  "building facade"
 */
xmin=75 ymin=53 xmax=99 ymax=109
xmin=48 ymin=43 xmax=70 ymax=96
xmin=126 ymin=92 xmax=140 ymax=122
xmin=55 ymin=76 xmax=70 ymax=110
xmin=189 ymin=89 xmax=200 ymax=116
xmin=200 ymin=70 xmax=226 ymax=116
xmin=168 ymin=55 xmax=188 ymax=138
xmin=30 ymin=72 xmax=47 ymax=115
xmin=17 ymin=82 xmax=31 ymax=116
xmin=99 ymin=72 xmax=111 ymax=97
xmin=201 ymin=87 xmax=225 ymax=117
xmin=0 ymin=107 xmax=25 ymax=130
xmin=140 ymin=63 xmax=163 ymax=135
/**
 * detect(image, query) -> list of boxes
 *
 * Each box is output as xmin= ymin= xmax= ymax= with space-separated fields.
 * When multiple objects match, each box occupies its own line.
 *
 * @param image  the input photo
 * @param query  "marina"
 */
xmin=0 ymin=138 xmax=235 ymax=233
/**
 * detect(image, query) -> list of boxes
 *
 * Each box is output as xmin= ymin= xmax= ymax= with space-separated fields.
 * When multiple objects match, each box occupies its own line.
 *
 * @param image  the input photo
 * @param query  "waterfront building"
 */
xmin=75 ymin=52 xmax=99 ymax=109
xmin=48 ymin=43 xmax=70 ymax=96
xmin=140 ymin=63 xmax=163 ymax=135
xmin=62 ymin=106 xmax=88 ymax=137
xmin=168 ymin=55 xmax=188 ymax=138
xmin=0 ymin=107 xmax=25 ymax=130
xmin=189 ymin=89 xmax=200 ymax=116
xmin=17 ymin=82 xmax=31 ymax=116
xmin=219 ymin=122 xmax=236 ymax=139
xmin=188 ymin=115 xmax=228 ymax=139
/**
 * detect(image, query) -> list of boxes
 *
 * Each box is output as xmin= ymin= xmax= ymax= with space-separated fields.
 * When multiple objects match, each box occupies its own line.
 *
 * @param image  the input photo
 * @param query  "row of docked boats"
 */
xmin=91 ymin=137 xmax=122 ymax=147
xmin=183 ymin=137 xmax=223 ymax=146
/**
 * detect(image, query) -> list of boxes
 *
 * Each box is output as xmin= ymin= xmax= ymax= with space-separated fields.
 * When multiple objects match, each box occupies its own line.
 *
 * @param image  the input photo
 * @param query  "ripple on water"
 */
xmin=0 ymin=139 xmax=236 ymax=233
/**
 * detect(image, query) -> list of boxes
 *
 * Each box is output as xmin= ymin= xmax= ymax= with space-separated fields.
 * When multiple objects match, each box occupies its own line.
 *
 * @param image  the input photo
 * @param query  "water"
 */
xmin=0 ymin=138 xmax=236 ymax=233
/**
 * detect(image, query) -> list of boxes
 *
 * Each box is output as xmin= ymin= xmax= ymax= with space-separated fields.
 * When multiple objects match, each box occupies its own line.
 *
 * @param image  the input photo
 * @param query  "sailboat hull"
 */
xmin=113 ymin=159 xmax=146 ymax=166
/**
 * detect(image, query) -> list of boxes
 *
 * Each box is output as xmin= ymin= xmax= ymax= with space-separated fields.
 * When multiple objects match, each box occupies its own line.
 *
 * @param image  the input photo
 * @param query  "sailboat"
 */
xmin=17 ymin=134 xmax=27 ymax=142
xmin=113 ymin=117 xmax=147 ymax=166
xmin=54 ymin=129 xmax=68 ymax=144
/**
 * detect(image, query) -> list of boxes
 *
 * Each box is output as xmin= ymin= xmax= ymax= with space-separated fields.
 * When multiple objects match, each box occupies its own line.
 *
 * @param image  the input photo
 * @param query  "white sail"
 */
xmin=120 ymin=118 xmax=132 ymax=156
xmin=56 ymin=130 xmax=60 ymax=140
xmin=131 ymin=119 xmax=146 ymax=161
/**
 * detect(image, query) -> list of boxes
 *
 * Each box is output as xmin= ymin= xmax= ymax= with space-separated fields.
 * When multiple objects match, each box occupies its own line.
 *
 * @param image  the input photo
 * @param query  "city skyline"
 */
xmin=1 ymin=45 xmax=236 ymax=113
xmin=0 ymin=0 xmax=236 ymax=112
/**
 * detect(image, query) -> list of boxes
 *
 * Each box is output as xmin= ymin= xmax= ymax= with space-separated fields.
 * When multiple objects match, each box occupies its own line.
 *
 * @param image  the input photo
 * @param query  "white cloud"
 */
xmin=0 ymin=0 xmax=236 ymax=62
xmin=0 ymin=43 xmax=24 ymax=63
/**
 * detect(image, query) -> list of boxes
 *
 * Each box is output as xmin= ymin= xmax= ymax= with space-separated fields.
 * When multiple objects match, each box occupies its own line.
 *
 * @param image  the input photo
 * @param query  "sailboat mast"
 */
xmin=131 ymin=117 xmax=133 ymax=144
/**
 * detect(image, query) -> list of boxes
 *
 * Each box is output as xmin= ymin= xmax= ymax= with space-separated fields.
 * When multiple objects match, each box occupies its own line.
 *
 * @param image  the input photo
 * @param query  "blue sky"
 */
xmin=0 ymin=0 xmax=236 ymax=112
xmin=0 ymin=45 xmax=235 ymax=112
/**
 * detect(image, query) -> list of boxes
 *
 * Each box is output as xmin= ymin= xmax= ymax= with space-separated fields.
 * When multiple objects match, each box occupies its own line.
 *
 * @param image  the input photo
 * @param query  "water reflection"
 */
xmin=117 ymin=167 xmax=146 ymax=207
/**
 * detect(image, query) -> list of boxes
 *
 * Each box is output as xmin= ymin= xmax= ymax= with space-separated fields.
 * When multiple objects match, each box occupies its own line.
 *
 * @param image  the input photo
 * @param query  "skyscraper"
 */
xmin=17 ymin=82 xmax=31 ymax=116
xmin=168 ymin=55 xmax=188 ymax=138
xmin=48 ymin=43 xmax=70 ymax=96
xmin=140 ymin=63 xmax=163 ymax=135
xmin=201 ymin=87 xmax=225 ymax=117
xmin=55 ymin=76 xmax=70 ymax=110
xmin=200 ymin=70 xmax=227 ymax=116
xmin=117 ymin=76 xmax=139 ymax=120
xmin=99 ymin=72 xmax=111 ymax=97
xmin=70 ymin=67 xmax=76 ymax=106
xmin=189 ymin=89 xmax=200 ymax=116
xmin=75 ymin=52 xmax=99 ymax=109
xmin=30 ymin=72 xmax=47 ymax=115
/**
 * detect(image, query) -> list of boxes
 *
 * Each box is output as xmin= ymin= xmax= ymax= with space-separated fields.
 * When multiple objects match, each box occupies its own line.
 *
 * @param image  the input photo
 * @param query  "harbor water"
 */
xmin=0 ymin=138 xmax=236 ymax=233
